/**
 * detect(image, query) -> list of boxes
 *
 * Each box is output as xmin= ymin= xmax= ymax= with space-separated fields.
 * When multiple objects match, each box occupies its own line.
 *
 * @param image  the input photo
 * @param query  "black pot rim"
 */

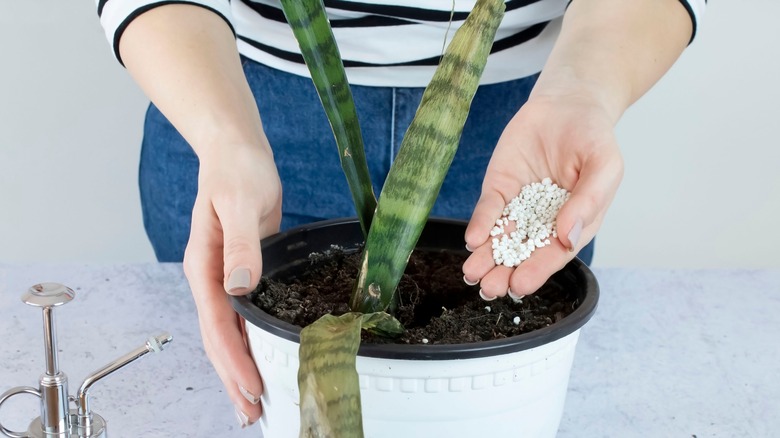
xmin=232 ymin=217 xmax=600 ymax=360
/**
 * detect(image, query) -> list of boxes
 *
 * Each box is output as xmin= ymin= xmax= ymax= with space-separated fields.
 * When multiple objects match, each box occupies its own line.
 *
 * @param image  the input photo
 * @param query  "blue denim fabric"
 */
xmin=139 ymin=58 xmax=594 ymax=265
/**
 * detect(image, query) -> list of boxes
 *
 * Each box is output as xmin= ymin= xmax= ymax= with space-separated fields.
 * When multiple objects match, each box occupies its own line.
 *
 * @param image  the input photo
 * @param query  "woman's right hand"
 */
xmin=183 ymin=143 xmax=282 ymax=427
xmin=119 ymin=4 xmax=280 ymax=426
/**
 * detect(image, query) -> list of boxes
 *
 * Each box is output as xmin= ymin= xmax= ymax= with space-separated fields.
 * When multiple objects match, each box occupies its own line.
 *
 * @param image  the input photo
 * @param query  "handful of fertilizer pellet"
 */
xmin=490 ymin=178 xmax=570 ymax=267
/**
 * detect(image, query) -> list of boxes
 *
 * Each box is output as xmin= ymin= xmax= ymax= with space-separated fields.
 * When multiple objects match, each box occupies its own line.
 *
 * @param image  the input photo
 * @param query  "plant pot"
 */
xmin=232 ymin=217 xmax=599 ymax=438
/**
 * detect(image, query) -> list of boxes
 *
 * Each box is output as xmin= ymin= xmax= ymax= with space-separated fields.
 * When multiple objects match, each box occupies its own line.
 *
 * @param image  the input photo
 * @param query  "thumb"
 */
xmin=220 ymin=210 xmax=263 ymax=296
xmin=557 ymin=152 xmax=623 ymax=252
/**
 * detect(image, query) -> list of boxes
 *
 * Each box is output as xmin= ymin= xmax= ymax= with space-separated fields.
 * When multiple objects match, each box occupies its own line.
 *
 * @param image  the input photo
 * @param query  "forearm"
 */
xmin=531 ymin=0 xmax=693 ymax=123
xmin=119 ymin=4 xmax=269 ymax=159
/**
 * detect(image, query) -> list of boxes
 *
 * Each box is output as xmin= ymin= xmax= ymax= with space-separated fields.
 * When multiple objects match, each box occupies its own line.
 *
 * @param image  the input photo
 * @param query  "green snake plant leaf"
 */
xmin=279 ymin=0 xmax=377 ymax=236
xmin=298 ymin=312 xmax=402 ymax=438
xmin=359 ymin=311 xmax=404 ymax=337
xmin=350 ymin=0 xmax=505 ymax=313
xmin=298 ymin=313 xmax=363 ymax=438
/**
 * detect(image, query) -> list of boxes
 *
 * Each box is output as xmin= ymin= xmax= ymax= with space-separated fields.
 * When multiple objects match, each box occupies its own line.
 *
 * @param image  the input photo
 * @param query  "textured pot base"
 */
xmin=247 ymin=321 xmax=581 ymax=438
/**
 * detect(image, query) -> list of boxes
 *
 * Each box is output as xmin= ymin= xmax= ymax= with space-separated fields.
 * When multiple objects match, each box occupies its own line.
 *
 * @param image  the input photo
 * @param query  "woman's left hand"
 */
xmin=463 ymin=93 xmax=624 ymax=299
xmin=462 ymin=0 xmax=694 ymax=300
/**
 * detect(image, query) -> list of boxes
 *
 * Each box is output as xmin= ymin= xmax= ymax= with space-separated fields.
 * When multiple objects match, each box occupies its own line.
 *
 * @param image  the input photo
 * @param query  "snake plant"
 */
xmin=278 ymin=0 xmax=505 ymax=435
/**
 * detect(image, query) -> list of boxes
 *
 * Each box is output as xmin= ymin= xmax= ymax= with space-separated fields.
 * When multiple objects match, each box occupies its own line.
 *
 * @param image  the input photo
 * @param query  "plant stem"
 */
xmin=350 ymin=0 xmax=505 ymax=313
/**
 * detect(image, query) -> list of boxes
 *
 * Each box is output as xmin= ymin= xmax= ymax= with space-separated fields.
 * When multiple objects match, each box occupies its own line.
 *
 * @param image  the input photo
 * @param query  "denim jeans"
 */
xmin=139 ymin=58 xmax=594 ymax=265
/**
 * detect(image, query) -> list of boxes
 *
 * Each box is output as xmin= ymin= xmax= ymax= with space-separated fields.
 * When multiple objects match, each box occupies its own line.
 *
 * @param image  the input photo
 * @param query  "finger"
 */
xmin=556 ymin=151 xmax=623 ymax=252
xmin=197 ymin=297 xmax=264 ymax=423
xmin=476 ymin=265 xmax=513 ymax=300
xmin=188 ymin=252 xmax=265 ymax=424
xmin=462 ymin=241 xmax=497 ymax=285
xmin=217 ymin=204 xmax=263 ymax=296
xmin=185 ymin=198 xmax=264 ymax=425
xmin=507 ymin=238 xmax=571 ymax=296
xmin=465 ymin=181 xmax=520 ymax=251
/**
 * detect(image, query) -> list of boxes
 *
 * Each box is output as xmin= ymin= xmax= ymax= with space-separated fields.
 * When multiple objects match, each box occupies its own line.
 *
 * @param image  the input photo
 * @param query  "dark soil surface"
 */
xmin=251 ymin=247 xmax=580 ymax=345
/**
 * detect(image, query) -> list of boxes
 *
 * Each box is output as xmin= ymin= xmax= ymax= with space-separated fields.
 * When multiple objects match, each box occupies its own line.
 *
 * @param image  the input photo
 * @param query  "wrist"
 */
xmin=196 ymin=136 xmax=275 ymax=177
xmin=194 ymin=125 xmax=273 ymax=162
xmin=530 ymin=66 xmax=629 ymax=126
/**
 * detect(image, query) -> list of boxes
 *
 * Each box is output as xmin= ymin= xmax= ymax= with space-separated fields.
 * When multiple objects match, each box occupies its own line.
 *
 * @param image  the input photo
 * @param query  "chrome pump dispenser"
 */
xmin=0 ymin=283 xmax=172 ymax=438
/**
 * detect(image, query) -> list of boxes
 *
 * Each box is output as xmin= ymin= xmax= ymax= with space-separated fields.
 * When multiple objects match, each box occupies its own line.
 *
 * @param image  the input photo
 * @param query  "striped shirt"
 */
xmin=97 ymin=0 xmax=706 ymax=87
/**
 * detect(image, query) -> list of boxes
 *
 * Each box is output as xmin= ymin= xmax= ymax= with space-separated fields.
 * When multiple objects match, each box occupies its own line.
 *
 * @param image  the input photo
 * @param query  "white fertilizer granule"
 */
xmin=490 ymin=178 xmax=570 ymax=268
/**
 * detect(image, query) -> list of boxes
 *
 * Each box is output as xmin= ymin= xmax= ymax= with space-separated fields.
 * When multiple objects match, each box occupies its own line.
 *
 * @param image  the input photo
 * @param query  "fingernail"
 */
xmin=227 ymin=267 xmax=252 ymax=294
xmin=235 ymin=406 xmax=250 ymax=429
xmin=239 ymin=385 xmax=260 ymax=405
xmin=465 ymin=243 xmax=474 ymax=252
xmin=567 ymin=219 xmax=583 ymax=252
xmin=479 ymin=289 xmax=496 ymax=302
xmin=463 ymin=275 xmax=479 ymax=286
xmin=507 ymin=289 xmax=525 ymax=303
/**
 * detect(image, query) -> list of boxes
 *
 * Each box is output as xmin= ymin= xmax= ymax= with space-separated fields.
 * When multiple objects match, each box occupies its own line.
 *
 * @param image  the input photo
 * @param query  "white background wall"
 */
xmin=1 ymin=1 xmax=778 ymax=268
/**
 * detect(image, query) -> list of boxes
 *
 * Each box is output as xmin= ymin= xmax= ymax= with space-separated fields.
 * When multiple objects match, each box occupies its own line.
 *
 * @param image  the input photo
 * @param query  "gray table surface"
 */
xmin=1 ymin=264 xmax=777 ymax=437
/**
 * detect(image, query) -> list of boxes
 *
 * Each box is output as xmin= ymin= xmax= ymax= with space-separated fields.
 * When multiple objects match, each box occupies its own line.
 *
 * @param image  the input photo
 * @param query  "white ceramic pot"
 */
xmin=233 ymin=218 xmax=599 ymax=438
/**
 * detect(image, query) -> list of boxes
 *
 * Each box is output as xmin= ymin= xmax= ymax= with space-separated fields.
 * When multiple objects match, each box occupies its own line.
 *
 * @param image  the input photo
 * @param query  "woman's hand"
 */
xmin=463 ymin=94 xmax=623 ymax=299
xmin=183 ymin=144 xmax=282 ymax=427
xmin=463 ymin=0 xmax=692 ymax=299
xmin=119 ymin=5 xmax=280 ymax=426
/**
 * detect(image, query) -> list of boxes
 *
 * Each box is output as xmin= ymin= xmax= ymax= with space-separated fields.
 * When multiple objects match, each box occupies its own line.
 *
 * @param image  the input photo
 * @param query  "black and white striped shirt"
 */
xmin=97 ymin=0 xmax=706 ymax=87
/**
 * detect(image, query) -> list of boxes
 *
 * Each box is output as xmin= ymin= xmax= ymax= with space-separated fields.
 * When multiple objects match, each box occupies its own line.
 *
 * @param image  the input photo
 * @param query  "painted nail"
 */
xmin=235 ymin=406 xmax=250 ymax=429
xmin=239 ymin=385 xmax=260 ymax=405
xmin=465 ymin=243 xmax=474 ymax=252
xmin=567 ymin=219 xmax=583 ymax=253
xmin=478 ymin=289 xmax=496 ymax=302
xmin=507 ymin=289 xmax=525 ymax=303
xmin=463 ymin=275 xmax=479 ymax=286
xmin=227 ymin=268 xmax=252 ymax=294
